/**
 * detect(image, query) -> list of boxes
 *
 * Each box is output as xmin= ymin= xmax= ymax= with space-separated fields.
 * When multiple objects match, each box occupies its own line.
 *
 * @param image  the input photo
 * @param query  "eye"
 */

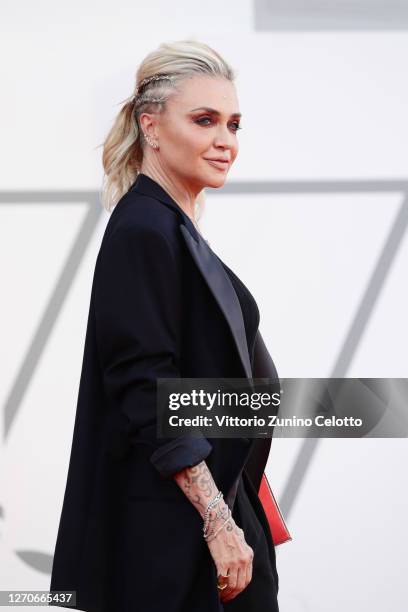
xmin=194 ymin=117 xmax=242 ymax=132
xmin=195 ymin=116 xmax=212 ymax=126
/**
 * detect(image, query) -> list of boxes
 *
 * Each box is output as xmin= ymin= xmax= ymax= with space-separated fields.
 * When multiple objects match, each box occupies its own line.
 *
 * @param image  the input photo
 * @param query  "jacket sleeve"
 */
xmin=93 ymin=222 xmax=212 ymax=478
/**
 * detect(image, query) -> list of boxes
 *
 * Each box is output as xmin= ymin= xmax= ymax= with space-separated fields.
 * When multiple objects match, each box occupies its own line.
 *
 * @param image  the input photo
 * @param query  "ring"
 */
xmin=217 ymin=573 xmax=229 ymax=591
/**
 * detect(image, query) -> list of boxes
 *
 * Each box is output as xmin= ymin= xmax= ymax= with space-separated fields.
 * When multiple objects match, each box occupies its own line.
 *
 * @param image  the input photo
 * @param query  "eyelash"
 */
xmin=194 ymin=117 xmax=242 ymax=132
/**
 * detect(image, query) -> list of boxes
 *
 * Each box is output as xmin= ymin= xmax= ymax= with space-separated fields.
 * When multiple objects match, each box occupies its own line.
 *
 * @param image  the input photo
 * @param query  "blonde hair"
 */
xmin=98 ymin=39 xmax=236 ymax=214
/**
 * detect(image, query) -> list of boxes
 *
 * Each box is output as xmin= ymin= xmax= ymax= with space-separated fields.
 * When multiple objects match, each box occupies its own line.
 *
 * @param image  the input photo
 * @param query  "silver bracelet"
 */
xmin=203 ymin=502 xmax=229 ymax=539
xmin=202 ymin=491 xmax=223 ymax=535
xmin=204 ymin=511 xmax=233 ymax=542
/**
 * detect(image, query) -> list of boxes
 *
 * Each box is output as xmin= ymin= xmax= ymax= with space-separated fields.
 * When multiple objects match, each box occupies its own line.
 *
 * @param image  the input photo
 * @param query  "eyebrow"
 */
xmin=189 ymin=106 xmax=242 ymax=118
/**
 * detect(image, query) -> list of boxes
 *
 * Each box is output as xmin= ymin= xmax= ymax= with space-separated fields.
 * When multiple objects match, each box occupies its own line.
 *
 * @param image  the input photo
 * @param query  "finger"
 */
xmin=222 ymin=567 xmax=242 ymax=602
xmin=245 ymin=554 xmax=253 ymax=588
xmin=216 ymin=568 xmax=230 ymax=598
xmin=224 ymin=566 xmax=238 ymax=596
xmin=217 ymin=568 xmax=229 ymax=582
xmin=236 ymin=564 xmax=247 ymax=593
xmin=233 ymin=566 xmax=243 ymax=593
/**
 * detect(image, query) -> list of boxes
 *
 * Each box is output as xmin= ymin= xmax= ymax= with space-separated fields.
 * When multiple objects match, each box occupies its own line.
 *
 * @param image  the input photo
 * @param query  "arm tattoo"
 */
xmin=173 ymin=460 xmax=232 ymax=533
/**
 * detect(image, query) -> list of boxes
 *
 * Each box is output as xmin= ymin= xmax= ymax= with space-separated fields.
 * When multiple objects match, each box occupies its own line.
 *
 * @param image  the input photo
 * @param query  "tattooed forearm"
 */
xmin=173 ymin=461 xmax=215 ymax=512
xmin=173 ymin=460 xmax=230 ymax=534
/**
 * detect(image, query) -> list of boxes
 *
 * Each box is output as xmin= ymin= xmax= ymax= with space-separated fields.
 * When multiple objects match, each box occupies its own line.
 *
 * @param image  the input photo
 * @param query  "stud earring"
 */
xmin=143 ymin=132 xmax=159 ymax=149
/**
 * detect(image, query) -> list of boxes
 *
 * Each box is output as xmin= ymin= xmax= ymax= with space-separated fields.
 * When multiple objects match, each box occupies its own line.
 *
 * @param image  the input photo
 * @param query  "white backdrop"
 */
xmin=1 ymin=1 xmax=408 ymax=610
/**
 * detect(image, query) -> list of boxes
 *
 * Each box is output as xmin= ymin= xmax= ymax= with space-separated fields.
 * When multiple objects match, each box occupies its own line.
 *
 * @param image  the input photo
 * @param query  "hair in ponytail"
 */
xmin=98 ymin=39 xmax=236 ymax=213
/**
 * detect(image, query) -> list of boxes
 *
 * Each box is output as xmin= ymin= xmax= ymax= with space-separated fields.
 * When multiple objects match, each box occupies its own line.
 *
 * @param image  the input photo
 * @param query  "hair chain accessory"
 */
xmin=135 ymin=73 xmax=174 ymax=95
xmin=129 ymin=74 xmax=174 ymax=106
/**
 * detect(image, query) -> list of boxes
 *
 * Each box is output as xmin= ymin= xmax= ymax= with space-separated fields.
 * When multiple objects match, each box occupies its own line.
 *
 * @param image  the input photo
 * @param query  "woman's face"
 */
xmin=144 ymin=75 xmax=241 ymax=192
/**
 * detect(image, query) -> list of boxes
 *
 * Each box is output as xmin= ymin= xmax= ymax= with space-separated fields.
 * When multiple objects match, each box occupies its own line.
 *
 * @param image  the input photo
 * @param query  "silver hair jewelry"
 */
xmin=130 ymin=94 xmax=167 ymax=106
xmin=131 ymin=73 xmax=175 ymax=102
xmin=129 ymin=74 xmax=175 ymax=108
xmin=134 ymin=94 xmax=168 ymax=106
xmin=136 ymin=73 xmax=174 ymax=93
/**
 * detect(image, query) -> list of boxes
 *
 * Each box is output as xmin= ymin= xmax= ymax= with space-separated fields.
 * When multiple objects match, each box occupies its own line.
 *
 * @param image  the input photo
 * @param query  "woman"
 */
xmin=50 ymin=39 xmax=280 ymax=611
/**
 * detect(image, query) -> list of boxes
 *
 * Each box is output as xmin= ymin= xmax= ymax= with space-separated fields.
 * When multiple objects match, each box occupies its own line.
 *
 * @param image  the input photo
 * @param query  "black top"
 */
xmin=211 ymin=253 xmax=260 ymax=369
xmin=222 ymin=262 xmax=259 ymax=358
xmin=215 ymin=255 xmax=279 ymax=610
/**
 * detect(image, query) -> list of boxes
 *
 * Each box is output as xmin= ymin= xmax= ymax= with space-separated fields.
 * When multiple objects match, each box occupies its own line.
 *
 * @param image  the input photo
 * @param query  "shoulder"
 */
xmin=101 ymin=190 xmax=182 ymax=253
xmin=97 ymin=191 xmax=188 ymax=275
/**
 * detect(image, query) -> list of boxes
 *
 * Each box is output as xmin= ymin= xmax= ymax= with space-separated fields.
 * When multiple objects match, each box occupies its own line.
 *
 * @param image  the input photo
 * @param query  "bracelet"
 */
xmin=202 ymin=491 xmax=223 ymax=536
xmin=203 ymin=492 xmax=223 ymax=536
xmin=203 ymin=503 xmax=229 ymax=539
xmin=204 ymin=512 xmax=233 ymax=543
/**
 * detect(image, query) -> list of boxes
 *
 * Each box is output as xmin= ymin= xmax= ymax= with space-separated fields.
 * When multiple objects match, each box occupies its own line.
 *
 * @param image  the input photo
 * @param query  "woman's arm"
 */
xmin=94 ymin=220 xmax=212 ymax=472
xmin=173 ymin=459 xmax=229 ymax=531
xmin=173 ymin=461 xmax=254 ymax=603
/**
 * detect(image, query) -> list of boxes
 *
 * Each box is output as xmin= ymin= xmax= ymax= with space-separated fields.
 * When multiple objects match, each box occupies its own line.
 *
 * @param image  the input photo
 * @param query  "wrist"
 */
xmin=205 ymin=512 xmax=234 ymax=543
xmin=207 ymin=501 xmax=229 ymax=525
xmin=203 ymin=502 xmax=231 ymax=539
xmin=202 ymin=491 xmax=229 ymax=538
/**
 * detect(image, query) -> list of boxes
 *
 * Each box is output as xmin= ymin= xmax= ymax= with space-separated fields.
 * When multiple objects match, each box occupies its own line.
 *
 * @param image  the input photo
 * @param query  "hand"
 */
xmin=205 ymin=505 xmax=254 ymax=603
xmin=172 ymin=464 xmax=254 ymax=602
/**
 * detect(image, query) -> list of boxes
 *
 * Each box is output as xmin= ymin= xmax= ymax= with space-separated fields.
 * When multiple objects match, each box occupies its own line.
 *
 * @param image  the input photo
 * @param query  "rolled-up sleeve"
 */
xmin=94 ymin=221 xmax=212 ymax=478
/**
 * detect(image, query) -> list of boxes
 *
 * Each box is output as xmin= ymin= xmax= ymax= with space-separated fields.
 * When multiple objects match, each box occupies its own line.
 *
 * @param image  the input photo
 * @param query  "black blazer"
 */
xmin=50 ymin=173 xmax=279 ymax=612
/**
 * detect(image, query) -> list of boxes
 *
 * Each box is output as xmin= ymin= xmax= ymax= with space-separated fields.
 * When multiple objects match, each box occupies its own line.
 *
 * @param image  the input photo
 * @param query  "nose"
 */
xmin=213 ymin=124 xmax=236 ymax=150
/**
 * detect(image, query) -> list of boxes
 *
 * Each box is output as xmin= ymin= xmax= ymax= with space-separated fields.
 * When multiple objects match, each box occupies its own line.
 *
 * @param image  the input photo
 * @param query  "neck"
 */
xmin=139 ymin=161 xmax=201 ymax=228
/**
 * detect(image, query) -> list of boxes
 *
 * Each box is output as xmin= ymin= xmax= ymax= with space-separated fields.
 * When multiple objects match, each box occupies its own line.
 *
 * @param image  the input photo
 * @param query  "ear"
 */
xmin=139 ymin=111 xmax=159 ymax=140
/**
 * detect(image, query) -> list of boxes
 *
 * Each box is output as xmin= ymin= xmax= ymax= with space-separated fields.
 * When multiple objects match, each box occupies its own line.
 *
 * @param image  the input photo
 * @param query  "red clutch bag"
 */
xmin=258 ymin=472 xmax=292 ymax=546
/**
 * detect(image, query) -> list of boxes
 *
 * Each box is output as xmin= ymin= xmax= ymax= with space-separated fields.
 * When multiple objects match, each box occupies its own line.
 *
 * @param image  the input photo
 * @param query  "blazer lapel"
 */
xmin=130 ymin=173 xmax=253 ymax=379
xmin=180 ymin=225 xmax=252 ymax=379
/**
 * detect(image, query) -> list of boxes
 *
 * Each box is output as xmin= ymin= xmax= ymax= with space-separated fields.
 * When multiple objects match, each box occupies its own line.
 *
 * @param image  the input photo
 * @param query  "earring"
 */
xmin=143 ymin=132 xmax=159 ymax=149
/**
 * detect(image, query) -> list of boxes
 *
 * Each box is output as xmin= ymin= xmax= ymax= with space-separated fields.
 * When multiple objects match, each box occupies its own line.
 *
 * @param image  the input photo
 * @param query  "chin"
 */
xmin=204 ymin=172 xmax=228 ymax=188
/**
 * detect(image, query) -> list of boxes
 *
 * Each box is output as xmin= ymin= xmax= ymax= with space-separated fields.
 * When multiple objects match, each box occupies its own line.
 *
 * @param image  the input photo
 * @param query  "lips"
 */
xmin=204 ymin=158 xmax=230 ymax=170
